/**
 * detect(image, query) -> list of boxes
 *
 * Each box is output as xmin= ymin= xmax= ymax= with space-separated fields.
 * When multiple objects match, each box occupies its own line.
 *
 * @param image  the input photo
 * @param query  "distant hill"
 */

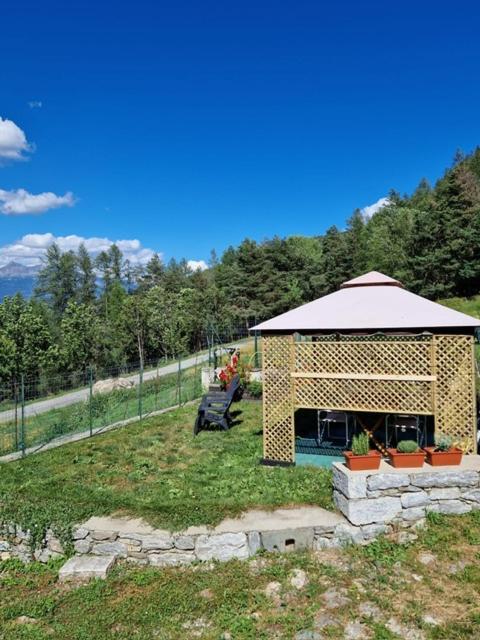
xmin=0 ymin=262 xmax=40 ymax=299
xmin=0 ymin=261 xmax=40 ymax=279
xmin=438 ymin=294 xmax=480 ymax=320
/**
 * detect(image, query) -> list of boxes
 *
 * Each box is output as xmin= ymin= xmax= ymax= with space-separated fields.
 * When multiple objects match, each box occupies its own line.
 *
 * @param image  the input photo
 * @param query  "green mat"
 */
xmin=295 ymin=436 xmax=345 ymax=467
xmin=296 ymin=452 xmax=344 ymax=467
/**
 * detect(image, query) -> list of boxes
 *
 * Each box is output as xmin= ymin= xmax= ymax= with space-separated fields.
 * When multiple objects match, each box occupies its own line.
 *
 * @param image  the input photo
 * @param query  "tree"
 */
xmin=345 ymin=209 xmax=368 ymax=277
xmin=0 ymin=295 xmax=57 ymax=382
xmin=76 ymin=244 xmax=96 ymax=304
xmin=321 ymin=226 xmax=351 ymax=293
xmin=35 ymin=243 xmax=78 ymax=315
xmin=138 ymin=254 xmax=164 ymax=291
xmin=60 ymin=302 xmax=99 ymax=371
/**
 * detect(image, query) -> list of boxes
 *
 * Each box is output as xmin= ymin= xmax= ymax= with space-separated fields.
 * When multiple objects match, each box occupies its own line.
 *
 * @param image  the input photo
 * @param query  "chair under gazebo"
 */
xmin=251 ymin=271 xmax=479 ymax=466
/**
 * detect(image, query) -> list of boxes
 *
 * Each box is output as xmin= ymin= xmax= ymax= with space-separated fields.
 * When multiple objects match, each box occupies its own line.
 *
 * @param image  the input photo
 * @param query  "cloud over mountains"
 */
xmin=0 ymin=233 xmax=157 ymax=268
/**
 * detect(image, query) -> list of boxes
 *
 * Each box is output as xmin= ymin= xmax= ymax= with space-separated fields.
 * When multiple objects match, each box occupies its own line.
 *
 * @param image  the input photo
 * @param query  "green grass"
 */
xmin=438 ymin=293 xmax=480 ymax=320
xmin=1 ymin=511 xmax=480 ymax=639
xmin=0 ymin=401 xmax=333 ymax=547
xmin=438 ymin=295 xmax=480 ymax=388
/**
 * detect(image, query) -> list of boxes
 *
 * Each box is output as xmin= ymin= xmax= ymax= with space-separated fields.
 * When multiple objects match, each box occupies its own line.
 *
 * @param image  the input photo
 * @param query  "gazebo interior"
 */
xmin=253 ymin=272 xmax=479 ymax=466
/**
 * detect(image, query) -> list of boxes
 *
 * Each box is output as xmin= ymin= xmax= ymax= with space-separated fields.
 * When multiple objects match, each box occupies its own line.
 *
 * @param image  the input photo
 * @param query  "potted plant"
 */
xmin=387 ymin=440 xmax=425 ymax=468
xmin=343 ymin=432 xmax=382 ymax=471
xmin=424 ymin=435 xmax=463 ymax=466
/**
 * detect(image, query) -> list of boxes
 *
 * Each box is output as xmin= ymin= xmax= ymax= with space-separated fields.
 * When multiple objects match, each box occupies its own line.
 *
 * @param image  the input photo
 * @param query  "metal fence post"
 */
xmin=20 ymin=374 xmax=25 ymax=457
xmin=89 ymin=366 xmax=94 ymax=437
xmin=177 ymin=356 xmax=182 ymax=406
xmin=138 ymin=362 xmax=143 ymax=421
xmin=13 ymin=380 xmax=19 ymax=451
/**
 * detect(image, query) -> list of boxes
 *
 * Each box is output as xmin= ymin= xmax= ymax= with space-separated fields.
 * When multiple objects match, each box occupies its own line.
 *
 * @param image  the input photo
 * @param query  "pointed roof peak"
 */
xmin=340 ymin=271 xmax=403 ymax=289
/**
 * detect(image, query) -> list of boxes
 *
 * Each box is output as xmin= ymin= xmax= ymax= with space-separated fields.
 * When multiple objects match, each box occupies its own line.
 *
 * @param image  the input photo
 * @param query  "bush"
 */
xmin=397 ymin=439 xmax=419 ymax=453
xmin=247 ymin=380 xmax=263 ymax=398
xmin=351 ymin=432 xmax=370 ymax=456
xmin=435 ymin=434 xmax=454 ymax=452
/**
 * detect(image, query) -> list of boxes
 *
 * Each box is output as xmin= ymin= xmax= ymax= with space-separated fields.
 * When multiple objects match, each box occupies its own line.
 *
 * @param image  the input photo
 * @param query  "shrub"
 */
xmin=247 ymin=380 xmax=263 ymax=398
xmin=397 ymin=439 xmax=419 ymax=454
xmin=435 ymin=434 xmax=454 ymax=452
xmin=351 ymin=432 xmax=370 ymax=456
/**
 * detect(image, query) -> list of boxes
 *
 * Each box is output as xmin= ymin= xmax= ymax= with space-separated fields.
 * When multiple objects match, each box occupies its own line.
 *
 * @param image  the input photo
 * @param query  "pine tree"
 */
xmin=76 ymin=244 xmax=96 ymax=304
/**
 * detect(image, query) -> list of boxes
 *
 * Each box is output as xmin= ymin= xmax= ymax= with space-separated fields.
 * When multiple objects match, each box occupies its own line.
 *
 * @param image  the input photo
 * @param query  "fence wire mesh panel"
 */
xmin=0 ymin=327 xmax=255 ymax=459
xmin=0 ymin=358 xmax=203 ymax=458
xmin=262 ymin=335 xmax=294 ymax=463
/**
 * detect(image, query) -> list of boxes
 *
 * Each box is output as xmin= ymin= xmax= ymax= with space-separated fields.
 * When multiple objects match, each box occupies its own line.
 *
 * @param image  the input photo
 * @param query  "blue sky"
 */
xmin=1 ymin=0 xmax=479 ymax=268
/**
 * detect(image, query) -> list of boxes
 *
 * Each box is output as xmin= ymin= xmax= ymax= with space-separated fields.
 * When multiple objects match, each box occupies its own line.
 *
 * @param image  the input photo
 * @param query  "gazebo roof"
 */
xmin=252 ymin=271 xmax=480 ymax=332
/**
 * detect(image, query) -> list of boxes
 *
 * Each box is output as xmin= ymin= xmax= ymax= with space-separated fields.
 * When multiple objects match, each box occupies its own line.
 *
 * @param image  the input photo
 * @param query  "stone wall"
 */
xmin=0 ymin=507 xmax=371 ymax=566
xmin=3 ymin=459 xmax=480 ymax=567
xmin=0 ymin=525 xmax=64 ymax=563
xmin=332 ymin=459 xmax=480 ymax=534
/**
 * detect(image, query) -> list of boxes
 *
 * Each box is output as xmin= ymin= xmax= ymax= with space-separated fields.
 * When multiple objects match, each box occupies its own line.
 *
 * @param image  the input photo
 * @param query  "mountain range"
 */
xmin=0 ymin=262 xmax=40 ymax=299
xmin=0 ymin=262 xmax=41 ymax=279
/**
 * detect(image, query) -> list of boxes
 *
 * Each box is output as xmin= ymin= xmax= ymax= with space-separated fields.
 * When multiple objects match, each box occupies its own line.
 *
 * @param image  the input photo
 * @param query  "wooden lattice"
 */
xmin=294 ymin=377 xmax=433 ymax=414
xmin=295 ymin=340 xmax=432 ymax=377
xmin=262 ymin=332 xmax=477 ymax=463
xmin=433 ymin=335 xmax=477 ymax=453
xmin=262 ymin=335 xmax=294 ymax=463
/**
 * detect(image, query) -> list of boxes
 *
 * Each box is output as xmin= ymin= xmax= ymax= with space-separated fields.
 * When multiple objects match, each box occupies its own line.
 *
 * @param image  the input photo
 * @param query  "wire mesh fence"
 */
xmin=0 ymin=358 xmax=204 ymax=459
xmin=0 ymin=325 xmax=261 ymax=459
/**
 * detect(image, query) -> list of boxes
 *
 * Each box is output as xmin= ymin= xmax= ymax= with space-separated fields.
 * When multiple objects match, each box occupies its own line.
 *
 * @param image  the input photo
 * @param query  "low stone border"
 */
xmin=1 ymin=507 xmax=360 ymax=566
xmin=3 ymin=458 xmax=480 ymax=569
xmin=333 ymin=456 xmax=480 ymax=533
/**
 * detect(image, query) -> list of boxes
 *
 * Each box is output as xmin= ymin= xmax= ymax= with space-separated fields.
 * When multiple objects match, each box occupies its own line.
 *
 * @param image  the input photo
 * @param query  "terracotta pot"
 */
xmin=424 ymin=446 xmax=463 ymax=466
xmin=343 ymin=450 xmax=382 ymax=471
xmin=387 ymin=448 xmax=425 ymax=468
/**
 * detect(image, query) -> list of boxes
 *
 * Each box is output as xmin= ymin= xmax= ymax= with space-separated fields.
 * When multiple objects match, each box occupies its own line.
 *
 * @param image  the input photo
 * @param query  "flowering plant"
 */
xmin=218 ymin=363 xmax=237 ymax=389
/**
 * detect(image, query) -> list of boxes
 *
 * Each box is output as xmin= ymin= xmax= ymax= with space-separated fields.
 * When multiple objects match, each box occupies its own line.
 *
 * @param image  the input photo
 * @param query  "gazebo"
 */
xmin=252 ymin=271 xmax=479 ymax=465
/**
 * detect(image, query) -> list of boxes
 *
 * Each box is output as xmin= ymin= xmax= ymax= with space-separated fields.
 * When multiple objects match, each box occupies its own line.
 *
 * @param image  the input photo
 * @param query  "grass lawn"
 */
xmin=0 ymin=401 xmax=332 ymax=546
xmin=1 ymin=511 xmax=480 ymax=639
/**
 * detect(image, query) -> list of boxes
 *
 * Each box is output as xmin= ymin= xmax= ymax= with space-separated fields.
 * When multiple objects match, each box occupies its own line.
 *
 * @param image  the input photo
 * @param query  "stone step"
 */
xmin=59 ymin=554 xmax=116 ymax=582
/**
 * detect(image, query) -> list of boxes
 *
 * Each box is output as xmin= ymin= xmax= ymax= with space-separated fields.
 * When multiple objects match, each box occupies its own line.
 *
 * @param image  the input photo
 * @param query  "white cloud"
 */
xmin=0 ymin=188 xmax=75 ymax=215
xmin=0 ymin=233 xmax=159 ymax=268
xmin=0 ymin=117 xmax=32 ymax=161
xmin=360 ymin=196 xmax=391 ymax=219
xmin=187 ymin=259 xmax=208 ymax=271
xmin=28 ymin=101 xmax=42 ymax=109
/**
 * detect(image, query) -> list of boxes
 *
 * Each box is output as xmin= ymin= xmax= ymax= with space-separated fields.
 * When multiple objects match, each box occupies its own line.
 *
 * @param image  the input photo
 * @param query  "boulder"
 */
xmin=93 ymin=377 xmax=134 ymax=395
xmin=59 ymin=555 xmax=116 ymax=582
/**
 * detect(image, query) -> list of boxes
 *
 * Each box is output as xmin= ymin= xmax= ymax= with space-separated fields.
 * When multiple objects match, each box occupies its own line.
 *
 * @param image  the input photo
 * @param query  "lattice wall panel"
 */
xmin=294 ymin=378 xmax=433 ymax=414
xmin=295 ymin=340 xmax=432 ymax=377
xmin=434 ymin=335 xmax=477 ymax=453
xmin=262 ymin=336 xmax=294 ymax=463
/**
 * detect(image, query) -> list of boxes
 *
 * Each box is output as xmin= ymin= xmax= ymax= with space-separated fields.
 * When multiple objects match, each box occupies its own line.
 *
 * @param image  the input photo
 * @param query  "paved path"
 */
xmin=0 ymin=339 xmax=251 ymax=424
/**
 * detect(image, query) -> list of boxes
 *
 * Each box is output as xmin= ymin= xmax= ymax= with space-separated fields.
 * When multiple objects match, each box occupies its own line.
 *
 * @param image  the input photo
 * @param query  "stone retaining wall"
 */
xmin=3 ymin=458 xmax=480 ymax=566
xmin=332 ymin=459 xmax=480 ymax=534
